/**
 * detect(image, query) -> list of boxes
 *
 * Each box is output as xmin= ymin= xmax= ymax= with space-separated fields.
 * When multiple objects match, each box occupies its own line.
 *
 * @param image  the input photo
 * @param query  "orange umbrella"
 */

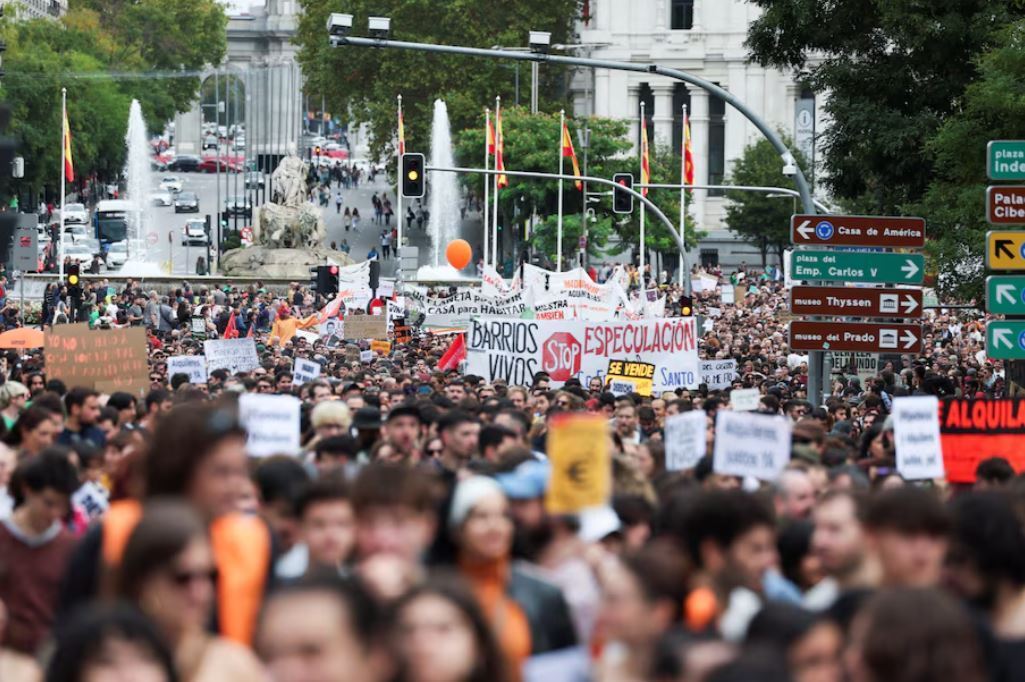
xmin=0 ymin=327 xmax=44 ymax=349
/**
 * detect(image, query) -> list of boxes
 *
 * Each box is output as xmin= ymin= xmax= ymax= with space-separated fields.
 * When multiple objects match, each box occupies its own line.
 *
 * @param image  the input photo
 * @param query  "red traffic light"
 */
xmin=329 ymin=265 xmax=339 ymax=275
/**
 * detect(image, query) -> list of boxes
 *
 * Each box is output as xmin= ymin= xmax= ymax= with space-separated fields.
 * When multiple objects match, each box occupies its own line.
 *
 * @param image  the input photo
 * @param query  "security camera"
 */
xmin=529 ymin=30 xmax=551 ymax=54
xmin=368 ymin=16 xmax=391 ymax=39
xmin=781 ymin=153 xmax=797 ymax=176
xmin=326 ymin=13 xmax=353 ymax=37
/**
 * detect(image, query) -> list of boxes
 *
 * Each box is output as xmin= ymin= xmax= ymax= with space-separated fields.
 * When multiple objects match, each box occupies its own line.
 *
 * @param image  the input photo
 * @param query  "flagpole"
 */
xmin=679 ymin=103 xmax=687 ymax=288
xmin=557 ymin=109 xmax=565 ymax=272
xmin=483 ymin=108 xmax=490 ymax=269
xmin=639 ymin=101 xmax=646 ymax=288
xmin=491 ymin=96 xmax=500 ymax=269
xmin=59 ymin=87 xmax=66 ymax=283
xmin=396 ymin=94 xmax=403 ymax=267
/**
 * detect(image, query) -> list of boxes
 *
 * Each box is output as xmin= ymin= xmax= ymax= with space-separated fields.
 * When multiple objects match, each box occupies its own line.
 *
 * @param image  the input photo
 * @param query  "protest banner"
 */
xmin=292 ymin=358 xmax=321 ymax=385
xmin=713 ymin=410 xmax=792 ymax=480
xmin=700 ymin=359 xmax=738 ymax=390
xmin=406 ymin=287 xmax=527 ymax=327
xmin=664 ymin=411 xmax=708 ymax=471
xmin=465 ymin=317 xmax=700 ymax=391
xmin=203 ymin=338 xmax=260 ymax=374
xmin=546 ymin=414 xmax=610 ymax=514
xmin=343 ymin=315 xmax=388 ymax=340
xmin=167 ymin=355 xmax=208 ymax=384
xmin=939 ymin=398 xmax=1025 ymax=482
xmin=730 ymin=388 xmax=761 ymax=412
xmin=604 ymin=360 xmax=655 ymax=397
xmin=892 ymin=396 xmax=944 ymax=480
xmin=45 ymin=324 xmax=148 ymax=395
xmin=239 ymin=393 xmax=301 ymax=457
xmin=370 ymin=340 xmax=392 ymax=355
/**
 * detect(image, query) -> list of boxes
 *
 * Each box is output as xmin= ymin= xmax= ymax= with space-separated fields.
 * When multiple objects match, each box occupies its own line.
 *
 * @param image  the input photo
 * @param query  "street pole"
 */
xmin=214 ymin=69 xmax=221 ymax=256
xmin=579 ymin=124 xmax=588 ymax=269
xmin=483 ymin=107 xmax=490 ymax=269
xmin=59 ymin=87 xmax=66 ymax=283
xmin=680 ymin=103 xmax=688 ymax=288
xmin=557 ymin=109 xmax=564 ymax=271
xmin=491 ymin=96 xmax=500 ymax=270
xmin=530 ymin=61 xmax=538 ymax=114
xmin=396 ymin=94 xmax=403 ymax=263
xmin=639 ymin=100 xmax=646 ymax=284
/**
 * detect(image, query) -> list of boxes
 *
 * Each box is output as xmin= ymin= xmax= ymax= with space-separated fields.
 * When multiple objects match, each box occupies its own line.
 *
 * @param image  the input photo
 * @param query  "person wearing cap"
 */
xmin=352 ymin=407 xmax=382 ymax=459
xmin=382 ymin=404 xmax=422 ymax=461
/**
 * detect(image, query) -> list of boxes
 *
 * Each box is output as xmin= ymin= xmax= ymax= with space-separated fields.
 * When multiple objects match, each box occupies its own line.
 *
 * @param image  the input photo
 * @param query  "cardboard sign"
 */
xmin=393 ymin=323 xmax=412 ymax=344
xmin=892 ymin=396 xmax=944 ymax=480
xmin=730 ymin=388 xmax=761 ymax=412
xmin=664 ymin=410 xmax=708 ymax=471
xmin=204 ymin=338 xmax=260 ymax=374
xmin=546 ymin=414 xmax=610 ymax=514
xmin=292 ymin=358 xmax=321 ymax=385
xmin=344 ymin=315 xmax=387 ymax=340
xmin=713 ymin=410 xmax=792 ymax=480
xmin=167 ymin=355 xmax=208 ymax=384
xmin=939 ymin=399 xmax=1025 ymax=482
xmin=359 ymin=350 xmax=374 ymax=363
xmin=370 ymin=340 xmax=392 ymax=355
xmin=239 ymin=393 xmax=301 ymax=457
xmin=604 ymin=360 xmax=655 ymax=397
xmin=45 ymin=325 xmax=148 ymax=395
xmin=700 ymin=359 xmax=738 ymax=391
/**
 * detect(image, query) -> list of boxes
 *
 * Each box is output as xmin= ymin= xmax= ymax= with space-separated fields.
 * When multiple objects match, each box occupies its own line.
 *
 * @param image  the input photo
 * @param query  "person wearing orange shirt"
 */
xmin=270 ymin=305 xmax=319 ymax=347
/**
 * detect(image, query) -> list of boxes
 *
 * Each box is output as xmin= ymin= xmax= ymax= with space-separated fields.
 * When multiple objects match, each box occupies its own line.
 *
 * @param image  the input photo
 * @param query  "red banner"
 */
xmin=940 ymin=398 xmax=1025 ymax=483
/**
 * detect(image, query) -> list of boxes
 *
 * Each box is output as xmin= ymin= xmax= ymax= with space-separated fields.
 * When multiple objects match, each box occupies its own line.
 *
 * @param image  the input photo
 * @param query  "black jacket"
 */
xmin=508 ymin=562 xmax=578 ymax=655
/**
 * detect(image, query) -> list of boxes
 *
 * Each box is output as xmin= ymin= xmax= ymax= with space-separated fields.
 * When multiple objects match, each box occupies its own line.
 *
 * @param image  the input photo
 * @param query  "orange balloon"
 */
xmin=446 ymin=239 xmax=472 ymax=270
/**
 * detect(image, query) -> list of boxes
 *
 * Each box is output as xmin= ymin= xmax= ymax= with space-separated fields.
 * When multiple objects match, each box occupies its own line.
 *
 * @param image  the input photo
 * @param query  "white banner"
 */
xmin=167 ymin=355 xmax=207 ymax=384
xmin=664 ymin=410 xmax=708 ymax=471
xmin=893 ymin=396 xmax=944 ymax=480
xmin=466 ymin=317 xmax=699 ymax=391
xmin=239 ymin=394 xmax=301 ymax=457
xmin=406 ymin=287 xmax=527 ymax=327
xmin=701 ymin=359 xmax=738 ymax=391
xmin=713 ymin=410 xmax=792 ymax=481
xmin=204 ymin=338 xmax=260 ymax=374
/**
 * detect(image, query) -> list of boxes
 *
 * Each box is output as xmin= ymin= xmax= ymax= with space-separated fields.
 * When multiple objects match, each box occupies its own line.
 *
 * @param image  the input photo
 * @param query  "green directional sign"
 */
xmin=790 ymin=251 xmax=925 ymax=284
xmin=986 ymin=276 xmax=1025 ymax=314
xmin=988 ymin=141 xmax=1025 ymax=180
xmin=986 ymin=320 xmax=1025 ymax=359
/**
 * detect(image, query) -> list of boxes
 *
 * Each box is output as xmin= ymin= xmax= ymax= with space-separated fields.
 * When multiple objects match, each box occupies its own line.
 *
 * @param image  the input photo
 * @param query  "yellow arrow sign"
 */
xmin=987 ymin=231 xmax=1025 ymax=270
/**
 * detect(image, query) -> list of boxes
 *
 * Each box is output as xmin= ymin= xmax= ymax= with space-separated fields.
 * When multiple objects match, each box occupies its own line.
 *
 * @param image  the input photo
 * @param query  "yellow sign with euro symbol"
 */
xmin=545 ymin=414 xmax=610 ymax=515
xmin=987 ymin=231 xmax=1025 ymax=270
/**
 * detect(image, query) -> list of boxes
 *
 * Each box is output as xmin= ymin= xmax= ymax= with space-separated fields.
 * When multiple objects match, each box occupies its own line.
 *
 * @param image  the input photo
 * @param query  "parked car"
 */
xmin=203 ymin=134 xmax=219 ymax=150
xmin=174 ymin=191 xmax=199 ymax=213
xmin=181 ymin=218 xmax=209 ymax=246
xmin=63 ymin=224 xmax=89 ymax=242
xmin=106 ymin=240 xmax=129 ymax=268
xmin=63 ymin=202 xmax=88 ymax=224
xmin=224 ymin=196 xmax=252 ymax=218
xmin=159 ymin=175 xmax=183 ymax=193
xmin=167 ymin=155 xmax=202 ymax=172
xmin=64 ymin=242 xmax=97 ymax=266
xmin=245 ymin=171 xmax=264 ymax=189
xmin=149 ymin=191 xmax=173 ymax=207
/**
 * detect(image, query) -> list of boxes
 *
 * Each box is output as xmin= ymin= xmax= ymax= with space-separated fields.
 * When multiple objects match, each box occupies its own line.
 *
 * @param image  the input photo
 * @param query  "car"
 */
xmin=63 ymin=224 xmax=89 ymax=242
xmin=202 ymin=134 xmax=219 ymax=150
xmin=181 ymin=219 xmax=209 ymax=246
xmin=174 ymin=192 xmax=199 ymax=213
xmin=63 ymin=202 xmax=88 ymax=224
xmin=149 ymin=191 xmax=173 ymax=207
xmin=198 ymin=157 xmax=235 ymax=173
xmin=245 ymin=171 xmax=264 ymax=189
xmin=233 ymin=136 xmax=246 ymax=151
xmin=224 ymin=196 xmax=252 ymax=217
xmin=159 ymin=176 xmax=183 ymax=193
xmin=167 ymin=155 xmax=202 ymax=172
xmin=105 ymin=240 xmax=129 ymax=268
xmin=64 ymin=242 xmax=97 ymax=267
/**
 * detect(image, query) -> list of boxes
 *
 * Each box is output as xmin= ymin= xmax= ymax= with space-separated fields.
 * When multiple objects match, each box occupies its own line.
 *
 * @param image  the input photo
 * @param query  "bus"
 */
xmin=92 ymin=199 xmax=131 ymax=245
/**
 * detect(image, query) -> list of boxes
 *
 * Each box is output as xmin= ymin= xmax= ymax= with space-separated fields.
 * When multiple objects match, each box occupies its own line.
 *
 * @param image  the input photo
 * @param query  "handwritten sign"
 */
xmin=292 ymin=358 xmax=321 ymax=385
xmin=45 ymin=324 xmax=148 ymax=395
xmin=700 ymin=359 xmax=737 ymax=391
xmin=730 ymin=387 xmax=761 ymax=412
xmin=239 ymin=394 xmax=301 ymax=457
xmin=204 ymin=338 xmax=260 ymax=374
xmin=167 ymin=355 xmax=208 ymax=384
xmin=344 ymin=315 xmax=387 ymax=340
xmin=713 ymin=410 xmax=792 ymax=480
xmin=359 ymin=350 xmax=374 ymax=363
xmin=546 ymin=414 xmax=610 ymax=514
xmin=893 ymin=396 xmax=944 ymax=480
xmin=664 ymin=410 xmax=708 ymax=471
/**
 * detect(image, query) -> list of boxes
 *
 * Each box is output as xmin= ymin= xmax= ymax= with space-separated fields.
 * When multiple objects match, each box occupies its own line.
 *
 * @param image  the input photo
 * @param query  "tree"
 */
xmin=746 ymin=0 xmax=1025 ymax=214
xmin=294 ymin=0 xmax=578 ymax=161
xmin=724 ymin=134 xmax=808 ymax=266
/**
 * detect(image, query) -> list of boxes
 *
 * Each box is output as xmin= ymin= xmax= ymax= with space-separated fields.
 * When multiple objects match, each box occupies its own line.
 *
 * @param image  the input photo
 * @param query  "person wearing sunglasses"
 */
xmin=117 ymin=500 xmax=264 ymax=682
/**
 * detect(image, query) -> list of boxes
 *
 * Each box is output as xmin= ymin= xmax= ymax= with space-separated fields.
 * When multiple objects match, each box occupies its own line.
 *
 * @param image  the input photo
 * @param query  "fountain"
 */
xmin=124 ymin=100 xmax=151 ymax=246
xmin=415 ymin=99 xmax=468 ymax=281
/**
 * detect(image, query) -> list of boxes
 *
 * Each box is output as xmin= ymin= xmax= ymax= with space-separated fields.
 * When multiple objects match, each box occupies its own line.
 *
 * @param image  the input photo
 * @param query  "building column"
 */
xmin=594 ymin=69 xmax=611 ymax=118
xmin=724 ymin=62 xmax=748 ymax=170
xmin=652 ymin=83 xmax=674 ymax=150
xmin=690 ymin=88 xmax=710 ymax=228
xmin=627 ymin=84 xmax=642 ymax=154
xmin=175 ymin=99 xmax=204 ymax=155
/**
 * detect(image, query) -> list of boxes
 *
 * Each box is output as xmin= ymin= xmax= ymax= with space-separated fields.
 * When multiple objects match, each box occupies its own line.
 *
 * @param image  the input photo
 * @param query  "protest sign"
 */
xmin=239 ymin=393 xmax=301 ymax=457
xmin=359 ymin=350 xmax=374 ymax=363
xmin=604 ymin=360 xmax=655 ymax=397
xmin=292 ymin=358 xmax=321 ymax=385
xmin=406 ymin=287 xmax=527 ymax=327
xmin=546 ymin=414 xmax=610 ymax=514
xmin=730 ymin=388 xmax=761 ymax=412
xmin=370 ymin=340 xmax=392 ymax=355
xmin=319 ymin=318 xmax=344 ymax=340
xmin=829 ymin=352 xmax=879 ymax=383
xmin=664 ymin=411 xmax=708 ymax=471
xmin=713 ymin=410 xmax=792 ymax=480
xmin=939 ymin=399 xmax=1025 ymax=482
xmin=720 ymin=285 xmax=735 ymax=305
xmin=892 ymin=396 xmax=944 ymax=480
xmin=167 ymin=355 xmax=208 ymax=384
xmin=700 ymin=359 xmax=738 ymax=390
xmin=294 ymin=329 xmax=319 ymax=344
xmin=466 ymin=317 xmax=699 ymax=391
xmin=45 ymin=324 xmax=148 ymax=395
xmin=203 ymin=338 xmax=260 ymax=374
xmin=344 ymin=315 xmax=388 ymax=340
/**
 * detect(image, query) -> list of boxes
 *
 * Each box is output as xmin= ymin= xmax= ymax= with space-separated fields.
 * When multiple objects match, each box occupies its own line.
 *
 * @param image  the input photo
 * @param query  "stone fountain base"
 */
xmin=218 ymin=246 xmax=354 ymax=279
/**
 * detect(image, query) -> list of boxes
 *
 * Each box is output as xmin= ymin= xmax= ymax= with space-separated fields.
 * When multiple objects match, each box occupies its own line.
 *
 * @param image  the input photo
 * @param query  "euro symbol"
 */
xmin=567 ymin=459 xmax=588 ymax=487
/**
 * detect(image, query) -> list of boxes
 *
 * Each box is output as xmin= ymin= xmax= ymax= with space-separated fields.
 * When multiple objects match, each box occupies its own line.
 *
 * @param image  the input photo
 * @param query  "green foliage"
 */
xmin=294 ymin=0 xmax=578 ymax=161
xmin=724 ymin=134 xmax=808 ymax=266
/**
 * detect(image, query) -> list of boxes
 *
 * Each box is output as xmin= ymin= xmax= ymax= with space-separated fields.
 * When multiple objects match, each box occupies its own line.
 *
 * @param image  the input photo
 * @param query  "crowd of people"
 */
xmin=0 ymin=257 xmax=1018 ymax=682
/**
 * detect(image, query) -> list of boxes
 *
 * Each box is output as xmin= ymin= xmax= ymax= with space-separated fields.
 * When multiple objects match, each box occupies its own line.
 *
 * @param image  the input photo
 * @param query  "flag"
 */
xmin=318 ymin=292 xmax=344 ymax=323
xmin=397 ymin=109 xmax=406 ymax=155
xmin=246 ymin=322 xmax=254 ymax=338
xmin=561 ymin=121 xmax=582 ymax=191
xmin=496 ymin=108 xmax=508 ymax=188
xmin=683 ymin=110 xmax=694 ymax=185
xmin=437 ymin=332 xmax=466 ymax=371
xmin=640 ymin=116 xmax=650 ymax=197
xmin=486 ymin=117 xmax=496 ymax=155
xmin=63 ymin=109 xmax=74 ymax=182
xmin=223 ymin=311 xmax=239 ymax=339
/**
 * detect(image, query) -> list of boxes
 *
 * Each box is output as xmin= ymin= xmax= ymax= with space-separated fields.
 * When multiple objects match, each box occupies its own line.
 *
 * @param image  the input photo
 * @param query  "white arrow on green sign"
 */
xmin=986 ymin=276 xmax=1025 ymax=315
xmin=789 ymin=251 xmax=925 ymax=284
xmin=986 ymin=320 xmax=1025 ymax=359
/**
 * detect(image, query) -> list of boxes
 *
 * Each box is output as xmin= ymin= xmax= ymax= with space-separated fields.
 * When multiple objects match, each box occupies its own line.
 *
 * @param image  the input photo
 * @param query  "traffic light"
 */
xmin=67 ymin=262 xmax=80 ymax=287
xmin=311 ymin=265 xmax=339 ymax=295
xmin=314 ymin=145 xmax=322 ymax=157
xmin=400 ymin=153 xmax=425 ymax=199
xmin=369 ymin=259 xmax=381 ymax=292
xmin=612 ymin=173 xmax=634 ymax=214
xmin=679 ymin=295 xmax=693 ymax=317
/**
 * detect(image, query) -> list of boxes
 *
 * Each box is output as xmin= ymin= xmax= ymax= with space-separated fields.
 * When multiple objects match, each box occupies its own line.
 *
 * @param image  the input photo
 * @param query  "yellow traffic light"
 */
xmin=407 ymin=169 xmax=419 ymax=181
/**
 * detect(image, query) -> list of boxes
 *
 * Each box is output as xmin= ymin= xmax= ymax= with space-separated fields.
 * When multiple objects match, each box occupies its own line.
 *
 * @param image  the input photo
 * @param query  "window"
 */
xmin=708 ymin=92 xmax=725 ymax=196
xmin=671 ymin=0 xmax=694 ymax=30
xmin=700 ymin=249 xmax=719 ymax=268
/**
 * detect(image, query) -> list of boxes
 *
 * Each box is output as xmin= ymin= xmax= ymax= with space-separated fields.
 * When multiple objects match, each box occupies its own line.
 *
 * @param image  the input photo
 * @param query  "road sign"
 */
xmin=987 ymin=186 xmax=1025 ymax=224
xmin=790 ymin=285 xmax=922 ymax=318
xmin=986 ymin=231 xmax=1025 ymax=270
xmin=790 ymin=251 xmax=925 ymax=284
xmin=986 ymin=276 xmax=1025 ymax=314
xmin=790 ymin=321 xmax=923 ymax=353
xmin=147 ymin=231 xmax=158 ymax=246
xmin=988 ymin=141 xmax=1025 ymax=180
xmin=986 ymin=320 xmax=1025 ymax=359
xmin=790 ymin=214 xmax=926 ymax=248
xmin=12 ymin=225 xmax=36 ymax=271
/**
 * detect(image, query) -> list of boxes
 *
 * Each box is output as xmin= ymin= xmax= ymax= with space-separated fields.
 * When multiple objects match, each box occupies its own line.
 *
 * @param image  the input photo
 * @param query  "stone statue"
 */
xmin=271 ymin=154 xmax=308 ymax=208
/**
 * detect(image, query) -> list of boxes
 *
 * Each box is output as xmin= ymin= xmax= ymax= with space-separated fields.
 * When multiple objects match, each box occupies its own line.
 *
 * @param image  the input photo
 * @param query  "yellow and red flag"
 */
xmin=63 ymin=109 xmax=74 ymax=182
xmin=683 ymin=110 xmax=694 ymax=185
xmin=640 ymin=116 xmax=650 ymax=196
xmin=496 ymin=108 xmax=508 ymax=188
xmin=561 ymin=121 xmax=582 ymax=190
xmin=486 ymin=116 xmax=496 ymax=155
xmin=397 ymin=109 xmax=406 ymax=155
